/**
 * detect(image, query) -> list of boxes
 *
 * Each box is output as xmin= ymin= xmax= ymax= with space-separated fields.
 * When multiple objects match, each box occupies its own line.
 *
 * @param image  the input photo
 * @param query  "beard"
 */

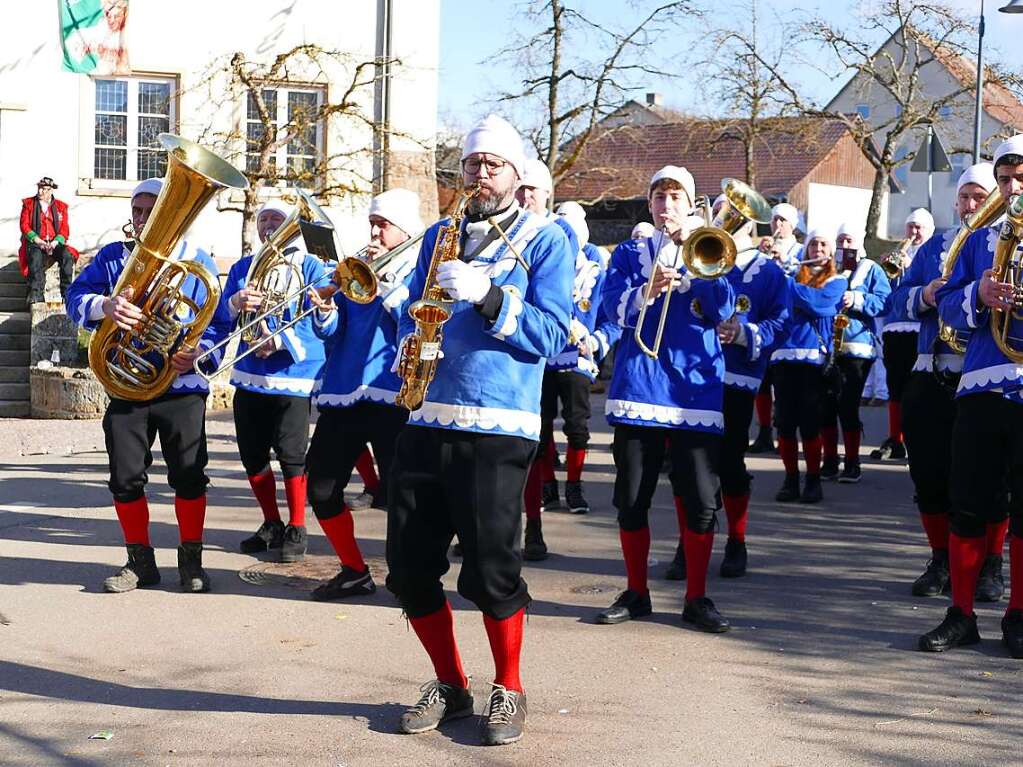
xmin=467 ymin=180 xmax=516 ymax=220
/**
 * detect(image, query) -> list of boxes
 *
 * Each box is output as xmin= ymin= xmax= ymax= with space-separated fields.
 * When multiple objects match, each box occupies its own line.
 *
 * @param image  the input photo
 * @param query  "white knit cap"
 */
xmin=557 ymin=209 xmax=589 ymax=248
xmin=648 ymin=165 xmax=695 ymax=206
xmin=256 ymin=199 xmax=293 ymax=221
xmin=993 ymin=134 xmax=1023 ymax=167
xmin=368 ymin=188 xmax=423 ymax=236
xmin=461 ymin=114 xmax=525 ymax=178
xmin=805 ymin=228 xmax=836 ymax=250
xmin=906 ymin=208 xmax=934 ymax=230
xmin=132 ymin=178 xmax=163 ymax=199
xmin=836 ymin=221 xmax=865 ymax=249
xmin=519 ymin=158 xmax=553 ymax=193
xmin=957 ymin=162 xmax=996 ymax=194
xmin=772 ymin=202 xmax=799 ymax=226
xmin=631 ymin=221 xmax=655 ymax=240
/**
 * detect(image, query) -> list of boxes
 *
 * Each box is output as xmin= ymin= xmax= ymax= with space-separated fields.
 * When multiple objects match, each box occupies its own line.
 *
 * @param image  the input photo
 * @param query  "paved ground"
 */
xmin=0 ymin=398 xmax=1020 ymax=767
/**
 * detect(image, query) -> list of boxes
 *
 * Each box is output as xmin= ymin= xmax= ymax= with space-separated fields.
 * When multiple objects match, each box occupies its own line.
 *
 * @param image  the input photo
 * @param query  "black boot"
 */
xmin=775 ymin=472 xmax=801 ymax=502
xmin=564 ymin=481 xmax=589 ymax=514
xmin=664 ymin=542 xmax=687 ymax=581
xmin=177 ymin=542 xmax=211 ymax=593
xmin=523 ymin=517 xmax=548 ymax=561
xmin=800 ymin=473 xmax=823 ymax=504
xmin=719 ymin=538 xmax=748 ymax=578
xmin=1002 ymin=609 xmax=1023 ymax=659
xmin=103 ymin=544 xmax=160 ymax=593
xmin=918 ymin=606 xmax=981 ymax=652
xmin=240 ymin=519 xmax=285 ymax=554
xmin=820 ymin=455 xmax=840 ymax=481
xmin=975 ymin=554 xmax=1005 ymax=602
xmin=540 ymin=480 xmax=561 ymax=512
xmin=281 ymin=524 xmax=307 ymax=563
xmin=748 ymin=425 xmax=775 ymax=454
xmin=682 ymin=596 xmax=731 ymax=633
xmin=911 ymin=550 xmax=951 ymax=597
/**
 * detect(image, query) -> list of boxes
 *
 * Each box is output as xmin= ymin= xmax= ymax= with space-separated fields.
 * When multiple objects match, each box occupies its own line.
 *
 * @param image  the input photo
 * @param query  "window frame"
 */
xmin=243 ymin=81 xmax=327 ymax=188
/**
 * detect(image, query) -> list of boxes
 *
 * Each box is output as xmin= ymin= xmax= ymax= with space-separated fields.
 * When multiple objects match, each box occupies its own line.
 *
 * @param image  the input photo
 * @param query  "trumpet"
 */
xmin=878 ymin=238 xmax=912 ymax=279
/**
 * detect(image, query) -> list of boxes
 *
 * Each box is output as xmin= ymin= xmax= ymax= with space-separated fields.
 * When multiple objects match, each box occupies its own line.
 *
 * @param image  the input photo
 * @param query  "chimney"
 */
xmin=646 ymin=92 xmax=663 ymax=107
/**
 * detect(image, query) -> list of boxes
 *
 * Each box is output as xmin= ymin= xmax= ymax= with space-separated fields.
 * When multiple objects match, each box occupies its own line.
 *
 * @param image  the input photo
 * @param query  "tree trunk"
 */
xmin=241 ymin=186 xmax=258 ymax=256
xmin=865 ymin=165 xmax=888 ymax=241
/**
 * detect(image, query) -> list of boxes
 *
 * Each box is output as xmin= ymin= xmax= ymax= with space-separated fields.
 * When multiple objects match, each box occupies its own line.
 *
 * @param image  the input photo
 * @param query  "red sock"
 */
xmin=247 ymin=469 xmax=281 ymax=522
xmin=843 ymin=429 xmax=861 ymax=463
xmin=673 ymin=496 xmax=687 ymax=544
xmin=755 ymin=391 xmax=772 ymax=428
xmin=821 ymin=426 xmax=839 ymax=460
xmin=887 ymin=401 xmax=903 ymax=442
xmin=174 ymin=495 xmax=206 ymax=543
xmin=354 ymin=449 xmax=380 ymax=494
xmin=1008 ymin=536 xmax=1023 ymax=612
xmin=566 ymin=447 xmax=586 ymax=483
xmin=524 ymin=460 xmax=542 ymax=520
xmin=804 ymin=436 xmax=822 ymax=475
xmin=540 ymin=439 xmax=556 ymax=483
xmin=113 ymin=497 xmax=150 ymax=546
xmin=723 ymin=494 xmax=749 ymax=542
xmin=317 ymin=507 xmax=365 ymax=571
xmin=483 ymin=608 xmax=525 ymax=693
xmin=778 ymin=436 xmax=799 ymax=474
xmin=919 ymin=513 xmax=950 ymax=554
xmin=283 ymin=474 xmax=306 ymax=527
xmin=684 ymin=529 xmax=714 ymax=600
xmin=619 ymin=527 xmax=650 ymax=595
xmin=949 ymin=533 xmax=986 ymax=615
xmin=409 ymin=602 xmax=467 ymax=688
xmin=987 ymin=519 xmax=1009 ymax=556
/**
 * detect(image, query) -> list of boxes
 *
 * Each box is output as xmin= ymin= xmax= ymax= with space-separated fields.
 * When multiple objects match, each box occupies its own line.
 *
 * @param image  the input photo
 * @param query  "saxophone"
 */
xmin=832 ymin=310 xmax=850 ymax=355
xmin=395 ymin=183 xmax=482 ymax=410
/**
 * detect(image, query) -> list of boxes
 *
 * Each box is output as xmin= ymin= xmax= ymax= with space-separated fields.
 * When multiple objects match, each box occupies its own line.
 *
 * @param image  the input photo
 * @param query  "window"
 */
xmin=245 ymin=85 xmax=325 ymax=185
xmin=939 ymin=105 xmax=953 ymax=118
xmin=855 ymin=104 xmax=871 ymax=119
xmin=92 ymin=75 xmax=175 ymax=181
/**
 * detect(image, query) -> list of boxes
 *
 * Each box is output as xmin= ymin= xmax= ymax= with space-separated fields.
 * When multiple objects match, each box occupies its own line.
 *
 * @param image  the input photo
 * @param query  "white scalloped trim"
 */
xmin=593 ymin=330 xmax=610 ymax=358
xmin=170 ymin=373 xmax=209 ymax=393
xmin=316 ymin=385 xmax=397 ymax=408
xmin=574 ymin=257 xmax=600 ymax=304
xmin=409 ymin=401 xmax=540 ymax=438
xmin=724 ymin=371 xmax=760 ymax=390
xmin=605 ymin=398 xmax=723 ymax=429
xmin=938 ymin=228 xmax=956 ymax=270
xmin=958 ymin=362 xmax=1023 ymax=393
xmin=883 ymin=322 xmax=920 ymax=333
xmin=906 ymin=286 xmax=922 ymax=319
xmin=772 ymin=347 xmax=822 ymax=362
xmin=741 ymin=255 xmax=767 ymax=284
xmin=747 ymin=322 xmax=762 ymax=362
xmin=838 ymin=341 xmax=875 ymax=358
xmin=913 ymin=353 xmax=963 ymax=373
xmin=494 ymin=289 xmax=524 ymax=339
xmin=617 ymin=286 xmax=639 ymax=326
xmin=231 ymin=369 xmax=315 ymax=395
xmin=964 ymin=281 xmax=978 ymax=329
xmin=987 ymin=228 xmax=998 ymax=254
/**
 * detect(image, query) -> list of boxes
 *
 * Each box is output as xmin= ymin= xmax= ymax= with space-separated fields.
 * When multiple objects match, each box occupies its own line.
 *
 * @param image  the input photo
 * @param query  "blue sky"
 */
xmin=438 ymin=0 xmax=1020 ymax=132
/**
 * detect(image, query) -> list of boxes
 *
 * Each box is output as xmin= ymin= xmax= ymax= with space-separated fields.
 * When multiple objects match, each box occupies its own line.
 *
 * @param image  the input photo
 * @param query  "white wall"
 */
xmin=806 ymin=182 xmax=880 ymax=238
xmin=0 ymin=0 xmax=439 ymax=267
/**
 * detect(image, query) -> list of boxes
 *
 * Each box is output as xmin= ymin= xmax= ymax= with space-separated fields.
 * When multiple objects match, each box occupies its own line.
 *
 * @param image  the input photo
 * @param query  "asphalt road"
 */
xmin=0 ymin=397 xmax=1019 ymax=767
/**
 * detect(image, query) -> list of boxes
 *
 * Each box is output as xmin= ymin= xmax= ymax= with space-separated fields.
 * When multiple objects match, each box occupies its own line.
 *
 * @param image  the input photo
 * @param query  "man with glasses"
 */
xmin=386 ymin=115 xmax=573 ymax=746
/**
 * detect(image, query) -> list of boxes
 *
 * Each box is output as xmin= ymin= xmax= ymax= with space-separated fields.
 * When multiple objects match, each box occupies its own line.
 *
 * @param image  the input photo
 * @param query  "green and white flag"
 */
xmin=59 ymin=0 xmax=130 ymax=75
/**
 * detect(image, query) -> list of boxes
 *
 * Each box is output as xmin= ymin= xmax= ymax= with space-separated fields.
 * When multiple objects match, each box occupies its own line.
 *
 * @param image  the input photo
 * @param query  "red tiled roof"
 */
xmin=922 ymin=35 xmax=1023 ymax=130
xmin=555 ymin=117 xmax=854 ymax=202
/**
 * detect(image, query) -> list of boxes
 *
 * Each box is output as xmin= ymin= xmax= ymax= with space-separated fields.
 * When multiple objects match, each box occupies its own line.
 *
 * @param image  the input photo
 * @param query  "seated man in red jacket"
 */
xmin=19 ymin=176 xmax=76 ymax=304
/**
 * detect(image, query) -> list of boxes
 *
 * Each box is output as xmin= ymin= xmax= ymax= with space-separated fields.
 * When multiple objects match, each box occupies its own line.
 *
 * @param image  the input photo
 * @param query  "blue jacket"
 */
xmin=882 ymin=243 xmax=922 ymax=333
xmin=770 ymin=272 xmax=847 ymax=366
xmin=836 ymin=257 xmax=890 ymax=360
xmin=601 ymin=233 xmax=735 ymax=434
xmin=222 ymin=249 xmax=330 ymax=397
xmin=397 ymin=207 xmax=574 ymax=440
xmin=65 ymin=239 xmax=230 ymax=396
xmin=892 ymin=228 xmax=964 ymax=375
xmin=936 ymin=225 xmax=1023 ymax=400
xmin=722 ymin=250 xmax=789 ymax=391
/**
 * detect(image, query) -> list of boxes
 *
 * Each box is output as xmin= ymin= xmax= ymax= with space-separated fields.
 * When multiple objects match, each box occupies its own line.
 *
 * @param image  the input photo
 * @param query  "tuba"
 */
xmin=937 ymin=189 xmax=1006 ymax=354
xmin=394 ymin=183 xmax=482 ymax=410
xmin=88 ymin=134 xmax=249 ymax=400
xmin=334 ymin=230 xmax=426 ymax=304
xmin=990 ymin=193 xmax=1023 ymax=363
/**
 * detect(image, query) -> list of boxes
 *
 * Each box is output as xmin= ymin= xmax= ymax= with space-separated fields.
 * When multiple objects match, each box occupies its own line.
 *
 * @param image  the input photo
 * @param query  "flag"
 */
xmin=59 ymin=0 xmax=130 ymax=75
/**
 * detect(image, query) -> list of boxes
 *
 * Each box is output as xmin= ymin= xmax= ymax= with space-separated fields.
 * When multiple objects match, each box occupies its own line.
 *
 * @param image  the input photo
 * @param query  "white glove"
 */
xmin=390 ymin=335 xmax=410 ymax=373
xmin=586 ymin=335 xmax=600 ymax=355
xmin=436 ymin=260 xmax=492 ymax=304
xmin=673 ymin=272 xmax=693 ymax=294
xmin=569 ymin=318 xmax=589 ymax=344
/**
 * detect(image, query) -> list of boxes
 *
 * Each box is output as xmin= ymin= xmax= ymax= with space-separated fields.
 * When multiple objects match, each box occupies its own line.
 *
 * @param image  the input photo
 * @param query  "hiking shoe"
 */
xmin=838 ymin=462 xmax=862 ymax=484
xmin=540 ymin=480 xmax=561 ymax=512
xmin=564 ymin=481 xmax=590 ymax=514
xmin=240 ymin=519 xmax=285 ymax=554
xmin=280 ymin=524 xmax=307 ymax=563
xmin=800 ymin=473 xmax=823 ymax=504
xmin=311 ymin=565 xmax=375 ymax=601
xmin=103 ymin=544 xmax=160 ymax=593
xmin=820 ymin=455 xmax=840 ymax=481
xmin=177 ymin=542 xmax=211 ymax=593
xmin=918 ymin=606 xmax=981 ymax=652
xmin=911 ymin=551 xmax=950 ymax=597
xmin=1001 ymin=609 xmax=1023 ymax=659
xmin=349 ymin=491 xmax=376 ymax=510
xmin=719 ymin=538 xmax=747 ymax=578
xmin=775 ymin=473 xmax=800 ymax=502
xmin=976 ymin=554 xmax=1005 ymax=603
xmin=398 ymin=679 xmax=474 ymax=734
xmin=481 ymin=685 xmax=526 ymax=746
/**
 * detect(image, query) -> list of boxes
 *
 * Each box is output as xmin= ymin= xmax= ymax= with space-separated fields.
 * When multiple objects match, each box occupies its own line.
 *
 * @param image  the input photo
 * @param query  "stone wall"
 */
xmin=30 ymin=367 xmax=108 ymax=419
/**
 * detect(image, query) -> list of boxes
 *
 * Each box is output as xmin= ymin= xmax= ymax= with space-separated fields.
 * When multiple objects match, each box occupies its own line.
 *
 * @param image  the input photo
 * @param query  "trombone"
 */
xmin=334 ymin=230 xmax=426 ymax=304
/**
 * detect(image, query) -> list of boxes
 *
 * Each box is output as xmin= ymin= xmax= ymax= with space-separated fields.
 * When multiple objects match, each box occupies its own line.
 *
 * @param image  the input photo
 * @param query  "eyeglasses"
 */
xmin=461 ymin=156 xmax=510 ymax=176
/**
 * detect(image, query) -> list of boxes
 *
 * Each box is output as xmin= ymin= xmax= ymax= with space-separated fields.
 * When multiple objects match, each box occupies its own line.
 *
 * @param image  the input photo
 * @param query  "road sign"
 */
xmin=911 ymin=125 xmax=952 ymax=173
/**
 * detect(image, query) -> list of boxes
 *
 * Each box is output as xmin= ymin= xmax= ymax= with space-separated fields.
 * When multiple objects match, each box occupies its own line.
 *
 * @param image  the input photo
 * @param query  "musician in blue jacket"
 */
xmin=820 ymin=223 xmax=890 ymax=483
xmin=65 ymin=178 xmax=231 ymax=594
xmin=595 ymin=165 xmax=736 ymax=633
xmin=222 ymin=200 xmax=332 ymax=563
xmin=919 ymin=137 xmax=1023 ymax=658
xmin=387 ymin=116 xmax=573 ymax=746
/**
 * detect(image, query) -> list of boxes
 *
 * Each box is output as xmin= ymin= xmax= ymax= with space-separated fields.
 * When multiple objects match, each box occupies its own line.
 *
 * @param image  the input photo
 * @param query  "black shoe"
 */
xmin=870 ymin=437 xmax=905 ymax=460
xmin=800 ymin=473 xmax=823 ymax=504
xmin=523 ymin=517 xmax=548 ymax=561
xmin=398 ymin=679 xmax=474 ymax=734
xmin=820 ymin=455 xmax=840 ymax=481
xmin=976 ymin=554 xmax=1005 ymax=603
xmin=1001 ymin=609 xmax=1023 ymax=659
xmin=564 ymin=481 xmax=589 ymax=514
xmin=775 ymin=472 xmax=800 ymax=502
xmin=596 ymin=589 xmax=652 ymax=624
xmin=748 ymin=426 xmax=775 ymax=454
xmin=281 ymin=524 xmax=307 ymax=562
xmin=918 ymin=606 xmax=981 ymax=652
xmin=911 ymin=551 xmax=950 ymax=597
xmin=664 ymin=542 xmax=687 ymax=581
xmin=177 ymin=542 xmax=211 ymax=593
xmin=682 ymin=596 xmax=731 ymax=633
xmin=481 ymin=685 xmax=526 ymax=746
xmin=719 ymin=538 xmax=747 ymax=578
xmin=451 ymin=541 xmax=463 ymax=558
xmin=103 ymin=544 xmax=160 ymax=593
xmin=240 ymin=519 xmax=285 ymax=554
xmin=889 ymin=440 xmax=906 ymax=460
xmin=311 ymin=565 xmax=375 ymax=601
xmin=540 ymin=480 xmax=561 ymax=512
xmin=837 ymin=462 xmax=862 ymax=484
